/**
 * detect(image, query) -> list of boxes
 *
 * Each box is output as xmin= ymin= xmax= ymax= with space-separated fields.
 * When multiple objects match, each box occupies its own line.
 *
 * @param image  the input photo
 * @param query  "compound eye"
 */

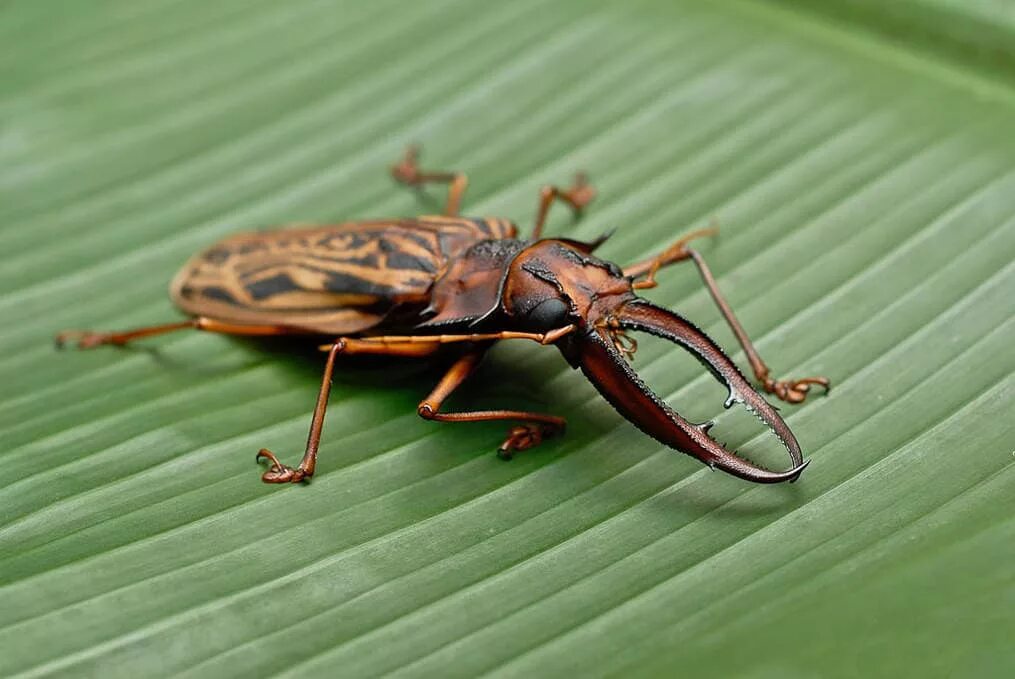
xmin=525 ymin=297 xmax=570 ymax=331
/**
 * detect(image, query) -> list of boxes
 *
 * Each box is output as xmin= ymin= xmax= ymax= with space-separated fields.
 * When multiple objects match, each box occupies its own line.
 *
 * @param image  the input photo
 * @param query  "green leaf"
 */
xmin=1 ymin=1 xmax=1013 ymax=677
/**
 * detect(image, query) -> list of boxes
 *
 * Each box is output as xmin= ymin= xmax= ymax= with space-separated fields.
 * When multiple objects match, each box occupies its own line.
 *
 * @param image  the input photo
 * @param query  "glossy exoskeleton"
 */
xmin=58 ymin=147 xmax=829 ymax=485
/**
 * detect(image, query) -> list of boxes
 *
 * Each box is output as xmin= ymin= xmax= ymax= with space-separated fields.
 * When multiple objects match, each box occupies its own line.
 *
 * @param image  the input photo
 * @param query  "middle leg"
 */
xmin=391 ymin=145 xmax=468 ymax=216
xmin=417 ymin=348 xmax=567 ymax=459
xmin=531 ymin=173 xmax=597 ymax=239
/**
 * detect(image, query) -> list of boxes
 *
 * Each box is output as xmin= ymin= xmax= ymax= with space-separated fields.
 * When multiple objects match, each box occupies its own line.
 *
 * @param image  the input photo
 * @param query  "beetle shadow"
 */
xmin=654 ymin=477 xmax=810 ymax=518
xmin=118 ymin=327 xmax=582 ymax=416
xmin=227 ymin=337 xmax=608 ymax=446
xmin=109 ymin=335 xmax=443 ymax=407
xmin=129 ymin=336 xmax=804 ymax=516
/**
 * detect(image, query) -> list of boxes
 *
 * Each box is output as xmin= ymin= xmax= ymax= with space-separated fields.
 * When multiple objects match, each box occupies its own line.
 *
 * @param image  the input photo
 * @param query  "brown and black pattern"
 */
xmin=170 ymin=216 xmax=518 ymax=334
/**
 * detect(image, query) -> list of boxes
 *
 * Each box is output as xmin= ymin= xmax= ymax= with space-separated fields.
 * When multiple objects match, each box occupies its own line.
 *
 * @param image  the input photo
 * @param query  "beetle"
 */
xmin=57 ymin=147 xmax=829 ymax=485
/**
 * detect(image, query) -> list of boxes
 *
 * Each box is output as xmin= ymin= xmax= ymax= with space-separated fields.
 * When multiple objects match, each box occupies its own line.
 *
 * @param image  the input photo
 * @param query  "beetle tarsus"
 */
xmin=390 ymin=145 xmax=422 ymax=186
xmin=762 ymin=375 xmax=831 ymax=404
xmin=256 ymin=448 xmax=310 ymax=484
xmin=564 ymin=172 xmax=596 ymax=213
xmin=497 ymin=423 xmax=562 ymax=459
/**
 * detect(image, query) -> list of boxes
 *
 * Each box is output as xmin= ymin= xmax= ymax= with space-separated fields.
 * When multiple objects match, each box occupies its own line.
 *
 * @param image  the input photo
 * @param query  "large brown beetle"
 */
xmin=57 ymin=147 xmax=829 ymax=485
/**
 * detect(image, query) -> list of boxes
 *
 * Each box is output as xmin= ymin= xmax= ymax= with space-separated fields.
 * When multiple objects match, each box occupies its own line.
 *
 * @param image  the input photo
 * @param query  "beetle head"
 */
xmin=501 ymin=239 xmax=809 ymax=484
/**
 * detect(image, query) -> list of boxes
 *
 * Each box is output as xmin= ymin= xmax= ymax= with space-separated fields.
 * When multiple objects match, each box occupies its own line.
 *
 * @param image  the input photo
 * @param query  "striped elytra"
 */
xmin=170 ymin=216 xmax=517 ymax=335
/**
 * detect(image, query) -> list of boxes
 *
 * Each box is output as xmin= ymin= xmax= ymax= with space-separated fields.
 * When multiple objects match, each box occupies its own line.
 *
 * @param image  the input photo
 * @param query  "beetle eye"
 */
xmin=524 ymin=297 xmax=570 ymax=331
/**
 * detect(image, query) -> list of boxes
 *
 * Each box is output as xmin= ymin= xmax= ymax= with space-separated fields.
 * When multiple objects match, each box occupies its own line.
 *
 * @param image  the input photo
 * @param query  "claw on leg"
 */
xmin=390 ymin=145 xmax=422 ymax=186
xmin=497 ymin=423 xmax=564 ymax=460
xmin=763 ymin=376 xmax=831 ymax=404
xmin=389 ymin=145 xmax=468 ymax=216
xmin=256 ymin=448 xmax=308 ymax=484
xmin=54 ymin=330 xmax=122 ymax=350
xmin=565 ymin=172 xmax=596 ymax=212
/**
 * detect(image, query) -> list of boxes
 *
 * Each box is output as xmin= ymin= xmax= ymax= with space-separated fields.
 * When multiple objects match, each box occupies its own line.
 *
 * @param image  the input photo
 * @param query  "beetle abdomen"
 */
xmin=170 ymin=216 xmax=516 ymax=335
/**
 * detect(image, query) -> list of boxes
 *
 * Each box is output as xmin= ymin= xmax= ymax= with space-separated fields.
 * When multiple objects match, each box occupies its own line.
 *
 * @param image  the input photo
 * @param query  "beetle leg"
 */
xmin=257 ymin=341 xmax=341 ymax=484
xmin=257 ymin=338 xmax=447 ymax=484
xmin=417 ymin=348 xmax=566 ymax=459
xmin=531 ymin=173 xmax=596 ymax=239
xmin=624 ymin=224 xmax=719 ymax=289
xmin=625 ymin=232 xmax=830 ymax=404
xmin=55 ymin=317 xmax=301 ymax=349
xmin=390 ymin=145 xmax=469 ymax=216
xmin=321 ymin=337 xmax=444 ymax=357
xmin=317 ymin=325 xmax=576 ymax=353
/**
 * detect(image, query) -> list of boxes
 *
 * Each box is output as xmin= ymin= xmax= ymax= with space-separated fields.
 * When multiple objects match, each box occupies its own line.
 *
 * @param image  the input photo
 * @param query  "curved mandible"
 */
xmin=573 ymin=300 xmax=808 ymax=483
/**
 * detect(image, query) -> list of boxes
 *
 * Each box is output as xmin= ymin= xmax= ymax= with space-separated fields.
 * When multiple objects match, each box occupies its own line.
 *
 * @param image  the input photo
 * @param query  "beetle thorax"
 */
xmin=501 ymin=240 xmax=635 ymax=333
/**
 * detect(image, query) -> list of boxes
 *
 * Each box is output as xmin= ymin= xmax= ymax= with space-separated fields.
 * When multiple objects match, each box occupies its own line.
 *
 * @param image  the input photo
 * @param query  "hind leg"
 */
xmin=391 ymin=145 xmax=469 ymax=216
xmin=55 ymin=317 xmax=301 ymax=349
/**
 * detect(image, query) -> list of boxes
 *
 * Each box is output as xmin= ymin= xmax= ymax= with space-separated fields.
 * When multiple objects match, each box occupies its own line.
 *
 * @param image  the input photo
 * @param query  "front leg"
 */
xmin=417 ymin=349 xmax=566 ymax=459
xmin=624 ymin=228 xmax=830 ymax=404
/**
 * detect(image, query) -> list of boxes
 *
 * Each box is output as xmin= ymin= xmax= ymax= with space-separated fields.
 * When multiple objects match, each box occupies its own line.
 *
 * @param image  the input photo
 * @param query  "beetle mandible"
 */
xmin=57 ymin=147 xmax=830 ymax=485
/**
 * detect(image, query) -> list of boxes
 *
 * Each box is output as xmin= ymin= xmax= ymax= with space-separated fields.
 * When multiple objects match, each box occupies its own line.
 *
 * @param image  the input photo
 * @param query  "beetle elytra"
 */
xmin=57 ymin=147 xmax=829 ymax=485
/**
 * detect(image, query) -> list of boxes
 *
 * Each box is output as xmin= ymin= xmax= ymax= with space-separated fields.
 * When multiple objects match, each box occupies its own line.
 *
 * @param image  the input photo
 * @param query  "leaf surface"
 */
xmin=1 ymin=1 xmax=1013 ymax=677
